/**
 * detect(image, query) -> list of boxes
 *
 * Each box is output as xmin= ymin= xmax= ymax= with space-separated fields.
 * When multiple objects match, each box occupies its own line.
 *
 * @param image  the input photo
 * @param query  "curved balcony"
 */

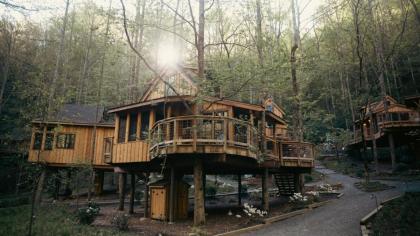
xmin=149 ymin=115 xmax=260 ymax=160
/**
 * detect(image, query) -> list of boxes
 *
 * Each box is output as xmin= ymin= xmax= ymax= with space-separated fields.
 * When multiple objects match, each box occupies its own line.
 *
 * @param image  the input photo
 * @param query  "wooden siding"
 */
xmin=144 ymin=73 xmax=197 ymax=101
xmin=111 ymin=141 xmax=149 ymax=163
xmin=28 ymin=125 xmax=113 ymax=167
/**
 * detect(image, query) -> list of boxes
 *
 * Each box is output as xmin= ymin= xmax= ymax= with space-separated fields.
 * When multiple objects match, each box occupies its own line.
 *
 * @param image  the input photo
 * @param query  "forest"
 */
xmin=0 ymin=0 xmax=420 ymax=235
xmin=0 ymin=0 xmax=419 ymax=147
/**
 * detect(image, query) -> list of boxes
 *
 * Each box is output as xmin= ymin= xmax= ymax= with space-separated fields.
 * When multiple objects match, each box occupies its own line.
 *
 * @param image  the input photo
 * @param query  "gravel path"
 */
xmin=243 ymin=163 xmax=420 ymax=236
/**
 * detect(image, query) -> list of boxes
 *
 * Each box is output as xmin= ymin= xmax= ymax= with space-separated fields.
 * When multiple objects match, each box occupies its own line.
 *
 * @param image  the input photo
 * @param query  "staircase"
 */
xmin=274 ymin=173 xmax=296 ymax=195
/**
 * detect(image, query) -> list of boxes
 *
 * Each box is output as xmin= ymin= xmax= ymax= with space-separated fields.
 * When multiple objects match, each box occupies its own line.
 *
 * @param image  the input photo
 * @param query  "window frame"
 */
xmin=56 ymin=133 xmax=76 ymax=149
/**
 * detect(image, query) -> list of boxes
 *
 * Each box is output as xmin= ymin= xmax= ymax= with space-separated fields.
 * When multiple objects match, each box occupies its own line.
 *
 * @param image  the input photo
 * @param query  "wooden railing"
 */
xmin=149 ymin=115 xmax=259 ymax=159
xmin=280 ymin=141 xmax=314 ymax=168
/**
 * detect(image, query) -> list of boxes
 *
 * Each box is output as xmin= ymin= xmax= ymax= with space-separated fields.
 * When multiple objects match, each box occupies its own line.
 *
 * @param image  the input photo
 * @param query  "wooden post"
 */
xmin=388 ymin=133 xmax=396 ymax=171
xmin=294 ymin=173 xmax=303 ymax=193
xmin=35 ymin=168 xmax=47 ymax=206
xmin=203 ymin=173 xmax=206 ymax=206
xmin=54 ymin=171 xmax=60 ymax=200
xmin=237 ymin=174 xmax=242 ymax=206
xmin=194 ymin=158 xmax=205 ymax=225
xmin=262 ymin=168 xmax=269 ymax=211
xmin=118 ymin=173 xmax=127 ymax=211
xmin=144 ymin=173 xmax=149 ymax=218
xmin=94 ymin=170 xmax=104 ymax=195
xmin=169 ymin=167 xmax=175 ymax=223
xmin=129 ymin=173 xmax=136 ymax=214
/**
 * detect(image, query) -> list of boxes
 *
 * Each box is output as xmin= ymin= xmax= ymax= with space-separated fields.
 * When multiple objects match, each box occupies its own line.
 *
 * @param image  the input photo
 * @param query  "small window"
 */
xmin=44 ymin=133 xmax=54 ymax=150
xmin=118 ymin=114 xmax=127 ymax=143
xmin=128 ymin=113 xmax=138 ymax=141
xmin=56 ymin=133 xmax=75 ymax=149
xmin=32 ymin=132 xmax=43 ymax=150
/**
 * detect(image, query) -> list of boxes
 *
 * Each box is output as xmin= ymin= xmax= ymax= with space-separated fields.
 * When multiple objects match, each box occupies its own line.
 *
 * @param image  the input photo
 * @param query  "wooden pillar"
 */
xmin=262 ymin=168 xmax=269 ymax=211
xmin=169 ymin=168 xmax=175 ymax=223
xmin=144 ymin=173 xmax=149 ymax=218
xmin=388 ymin=133 xmax=396 ymax=171
xmin=237 ymin=174 xmax=242 ymax=206
xmin=118 ymin=173 xmax=127 ymax=211
xmin=129 ymin=173 xmax=136 ymax=214
xmin=193 ymin=158 xmax=205 ymax=225
xmin=94 ymin=170 xmax=104 ymax=195
xmin=294 ymin=173 xmax=303 ymax=193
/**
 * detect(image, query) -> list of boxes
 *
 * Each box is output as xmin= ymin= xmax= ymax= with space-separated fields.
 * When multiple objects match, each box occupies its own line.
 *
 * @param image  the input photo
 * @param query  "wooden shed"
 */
xmin=149 ymin=179 xmax=190 ymax=221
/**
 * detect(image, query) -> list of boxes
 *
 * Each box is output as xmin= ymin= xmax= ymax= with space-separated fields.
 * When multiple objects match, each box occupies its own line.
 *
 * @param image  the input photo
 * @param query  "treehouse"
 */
xmin=28 ymin=104 xmax=114 ymax=169
xmin=105 ymin=66 xmax=314 ymax=223
xmin=348 ymin=95 xmax=420 ymax=167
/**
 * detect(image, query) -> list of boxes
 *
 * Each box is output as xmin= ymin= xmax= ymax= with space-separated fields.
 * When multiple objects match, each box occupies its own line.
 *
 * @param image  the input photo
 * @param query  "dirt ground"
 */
xmin=92 ymin=193 xmax=334 ymax=236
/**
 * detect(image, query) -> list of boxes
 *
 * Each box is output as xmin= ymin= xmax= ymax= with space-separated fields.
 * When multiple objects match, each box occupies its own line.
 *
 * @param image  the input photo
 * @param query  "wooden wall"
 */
xmin=112 ymin=141 xmax=149 ymax=163
xmin=28 ymin=124 xmax=113 ymax=167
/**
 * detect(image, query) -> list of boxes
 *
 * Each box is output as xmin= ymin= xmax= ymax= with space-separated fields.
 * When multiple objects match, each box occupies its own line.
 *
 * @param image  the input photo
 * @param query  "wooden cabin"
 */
xmin=349 ymin=96 xmax=420 ymax=167
xmin=104 ymin=67 xmax=314 ymax=223
xmin=28 ymin=104 xmax=114 ymax=169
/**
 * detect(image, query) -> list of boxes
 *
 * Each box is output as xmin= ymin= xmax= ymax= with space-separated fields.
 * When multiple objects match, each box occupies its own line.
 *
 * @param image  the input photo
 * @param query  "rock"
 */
xmin=236 ymin=214 xmax=242 ymax=218
xmin=228 ymin=210 xmax=233 ymax=216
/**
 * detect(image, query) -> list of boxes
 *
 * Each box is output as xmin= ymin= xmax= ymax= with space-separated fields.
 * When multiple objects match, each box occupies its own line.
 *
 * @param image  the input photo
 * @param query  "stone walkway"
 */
xmin=243 ymin=163 xmax=420 ymax=236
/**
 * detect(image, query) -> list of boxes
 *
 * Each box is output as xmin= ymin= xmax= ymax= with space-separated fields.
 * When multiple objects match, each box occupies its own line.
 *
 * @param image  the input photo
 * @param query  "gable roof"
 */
xmin=33 ymin=104 xmax=114 ymax=126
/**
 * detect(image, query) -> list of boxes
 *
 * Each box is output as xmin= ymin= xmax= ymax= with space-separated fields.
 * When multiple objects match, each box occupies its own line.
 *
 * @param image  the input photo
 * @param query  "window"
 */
xmin=56 ymin=133 xmax=75 ymax=149
xmin=118 ymin=114 xmax=127 ymax=143
xmin=32 ymin=132 xmax=43 ymax=150
xmin=128 ymin=113 xmax=138 ymax=141
xmin=44 ymin=133 xmax=54 ymax=150
xmin=140 ymin=111 xmax=150 ymax=140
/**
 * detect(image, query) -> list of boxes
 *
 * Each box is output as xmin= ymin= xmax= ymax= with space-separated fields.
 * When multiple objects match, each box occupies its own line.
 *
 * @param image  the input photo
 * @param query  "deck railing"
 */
xmin=280 ymin=141 xmax=314 ymax=167
xmin=149 ymin=115 xmax=259 ymax=158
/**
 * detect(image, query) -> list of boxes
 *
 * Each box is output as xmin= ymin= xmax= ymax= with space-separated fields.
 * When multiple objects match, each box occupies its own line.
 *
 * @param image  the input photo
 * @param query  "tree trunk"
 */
xmin=256 ymin=0 xmax=264 ymax=66
xmin=118 ymin=173 xmax=127 ymax=211
xmin=262 ymin=168 xmax=269 ymax=211
xmin=129 ymin=173 xmax=136 ymax=214
xmin=48 ymin=0 xmax=70 ymax=117
xmin=193 ymin=158 xmax=205 ymax=225
xmin=197 ymin=0 xmax=205 ymax=79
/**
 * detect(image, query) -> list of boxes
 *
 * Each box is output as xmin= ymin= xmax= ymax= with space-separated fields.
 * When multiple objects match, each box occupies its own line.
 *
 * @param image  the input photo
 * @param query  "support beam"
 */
xmin=118 ymin=173 xmax=127 ymax=211
xmin=144 ymin=173 xmax=149 ymax=218
xmin=169 ymin=168 xmax=175 ymax=223
xmin=129 ymin=173 xmax=136 ymax=214
xmin=262 ymin=168 xmax=269 ymax=211
xmin=237 ymin=174 xmax=242 ymax=206
xmin=388 ymin=133 xmax=396 ymax=171
xmin=194 ymin=158 xmax=205 ymax=226
xmin=94 ymin=170 xmax=104 ymax=196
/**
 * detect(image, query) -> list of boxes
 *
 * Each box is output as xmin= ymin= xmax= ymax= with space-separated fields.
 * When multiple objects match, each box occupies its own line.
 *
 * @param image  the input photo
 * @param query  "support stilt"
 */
xmin=169 ymin=168 xmax=175 ymax=223
xmin=94 ymin=170 xmax=104 ymax=196
xmin=194 ymin=158 xmax=205 ymax=226
xmin=118 ymin=173 xmax=127 ymax=211
xmin=262 ymin=168 xmax=269 ymax=211
xmin=144 ymin=173 xmax=150 ymax=218
xmin=238 ymin=174 xmax=242 ymax=206
xmin=129 ymin=173 xmax=135 ymax=214
xmin=388 ymin=133 xmax=396 ymax=171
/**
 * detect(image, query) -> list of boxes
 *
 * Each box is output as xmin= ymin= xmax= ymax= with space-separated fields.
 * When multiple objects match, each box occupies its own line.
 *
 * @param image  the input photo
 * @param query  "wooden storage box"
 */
xmin=149 ymin=179 xmax=190 ymax=221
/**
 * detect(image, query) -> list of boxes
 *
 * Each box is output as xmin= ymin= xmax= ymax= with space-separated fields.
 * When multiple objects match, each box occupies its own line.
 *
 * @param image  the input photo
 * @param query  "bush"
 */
xmin=111 ymin=212 xmax=129 ymax=231
xmin=395 ymin=163 xmax=409 ymax=173
xmin=240 ymin=184 xmax=248 ymax=197
xmin=0 ymin=195 xmax=30 ymax=208
xmin=304 ymin=175 xmax=313 ymax=183
xmin=205 ymin=185 xmax=217 ymax=198
xmin=77 ymin=201 xmax=100 ymax=225
xmin=355 ymin=169 xmax=364 ymax=178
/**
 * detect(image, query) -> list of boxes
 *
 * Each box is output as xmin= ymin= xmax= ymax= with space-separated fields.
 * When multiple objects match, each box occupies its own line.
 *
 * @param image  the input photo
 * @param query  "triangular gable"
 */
xmin=140 ymin=68 xmax=198 ymax=102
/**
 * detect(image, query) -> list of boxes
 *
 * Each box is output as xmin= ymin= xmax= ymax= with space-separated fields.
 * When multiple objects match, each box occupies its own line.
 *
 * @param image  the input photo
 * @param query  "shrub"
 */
xmin=111 ymin=212 xmax=129 ymax=231
xmin=289 ymin=193 xmax=309 ymax=209
xmin=395 ymin=163 xmax=409 ymax=173
xmin=205 ymin=185 xmax=217 ymax=198
xmin=240 ymin=184 xmax=248 ymax=197
xmin=355 ymin=169 xmax=364 ymax=178
xmin=0 ymin=195 xmax=30 ymax=208
xmin=77 ymin=201 xmax=100 ymax=225
xmin=304 ymin=175 xmax=313 ymax=183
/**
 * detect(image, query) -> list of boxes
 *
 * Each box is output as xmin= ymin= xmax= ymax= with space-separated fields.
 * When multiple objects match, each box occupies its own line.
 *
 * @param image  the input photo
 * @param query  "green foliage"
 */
xmin=77 ymin=201 xmax=100 ymax=225
xmin=0 ymin=194 xmax=30 ymax=208
xmin=205 ymin=184 xmax=217 ymax=198
xmin=0 ymin=204 xmax=133 ymax=236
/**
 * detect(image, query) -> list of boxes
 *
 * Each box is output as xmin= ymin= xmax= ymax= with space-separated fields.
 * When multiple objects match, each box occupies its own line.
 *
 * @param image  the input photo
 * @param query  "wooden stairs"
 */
xmin=274 ymin=173 xmax=296 ymax=195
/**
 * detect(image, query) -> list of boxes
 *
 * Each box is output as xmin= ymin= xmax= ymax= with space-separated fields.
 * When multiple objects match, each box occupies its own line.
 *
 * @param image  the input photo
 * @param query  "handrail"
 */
xmin=149 ymin=115 xmax=259 ymax=157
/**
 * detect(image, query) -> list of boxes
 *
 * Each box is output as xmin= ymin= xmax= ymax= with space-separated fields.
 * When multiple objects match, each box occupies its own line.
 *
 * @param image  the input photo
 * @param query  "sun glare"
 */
xmin=157 ymin=43 xmax=180 ymax=67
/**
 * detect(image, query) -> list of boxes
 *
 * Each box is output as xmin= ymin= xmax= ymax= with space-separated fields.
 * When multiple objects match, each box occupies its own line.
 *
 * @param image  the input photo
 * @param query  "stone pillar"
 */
xmin=194 ymin=158 xmax=205 ymax=225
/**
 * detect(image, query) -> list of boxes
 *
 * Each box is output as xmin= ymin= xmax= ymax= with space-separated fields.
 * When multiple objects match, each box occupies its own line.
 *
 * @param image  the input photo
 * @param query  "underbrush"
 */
xmin=0 ymin=204 xmax=134 ymax=236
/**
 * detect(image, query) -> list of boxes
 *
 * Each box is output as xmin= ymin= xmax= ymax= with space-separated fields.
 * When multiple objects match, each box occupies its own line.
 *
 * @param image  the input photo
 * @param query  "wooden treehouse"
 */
xmin=348 ymin=95 xmax=420 ymax=168
xmin=28 ymin=104 xmax=114 ymax=194
xmin=28 ymin=67 xmax=315 ymax=224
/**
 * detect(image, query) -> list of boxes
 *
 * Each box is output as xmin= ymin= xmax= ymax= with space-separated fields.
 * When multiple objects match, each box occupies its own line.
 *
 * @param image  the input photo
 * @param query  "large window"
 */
xmin=140 ymin=111 xmax=150 ymax=140
xmin=128 ymin=113 xmax=138 ymax=141
xmin=32 ymin=132 xmax=43 ymax=150
xmin=118 ymin=114 xmax=127 ymax=143
xmin=56 ymin=133 xmax=75 ymax=149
